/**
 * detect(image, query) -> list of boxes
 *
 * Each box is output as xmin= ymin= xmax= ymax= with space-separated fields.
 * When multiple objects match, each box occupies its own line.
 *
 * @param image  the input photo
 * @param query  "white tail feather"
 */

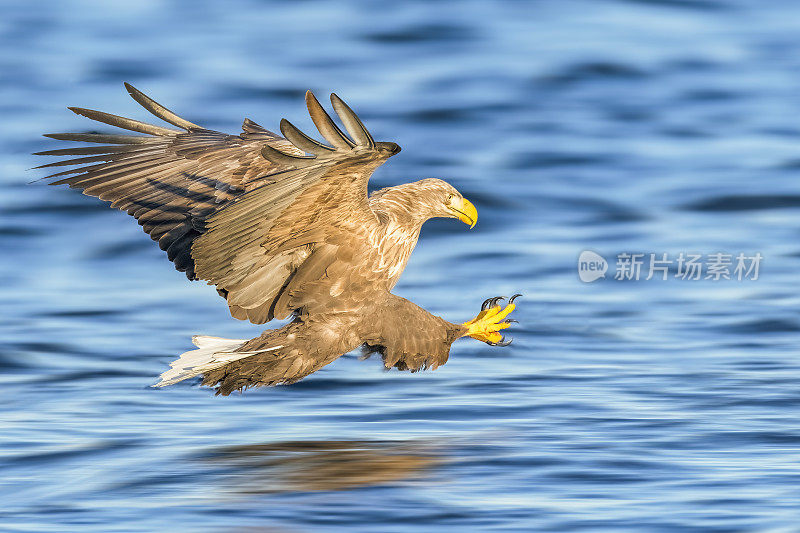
xmin=152 ymin=335 xmax=282 ymax=388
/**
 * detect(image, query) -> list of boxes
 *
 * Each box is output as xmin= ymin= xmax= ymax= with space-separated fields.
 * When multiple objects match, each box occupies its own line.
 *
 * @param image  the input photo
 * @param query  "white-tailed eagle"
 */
xmin=37 ymin=84 xmax=519 ymax=394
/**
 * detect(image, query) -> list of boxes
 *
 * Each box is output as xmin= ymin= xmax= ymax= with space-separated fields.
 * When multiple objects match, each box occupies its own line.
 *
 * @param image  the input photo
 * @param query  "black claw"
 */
xmin=481 ymin=295 xmax=509 ymax=311
xmin=504 ymin=319 xmax=519 ymax=324
xmin=509 ymin=293 xmax=522 ymax=304
xmin=488 ymin=337 xmax=513 ymax=347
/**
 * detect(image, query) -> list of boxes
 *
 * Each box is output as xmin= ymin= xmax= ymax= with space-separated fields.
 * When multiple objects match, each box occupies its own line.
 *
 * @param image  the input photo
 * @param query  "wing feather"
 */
xmin=330 ymin=93 xmax=375 ymax=148
xmin=43 ymin=132 xmax=150 ymax=144
xmin=39 ymin=85 xmax=399 ymax=323
xmin=304 ymin=91 xmax=354 ymax=150
xmin=279 ymin=118 xmax=335 ymax=155
xmin=67 ymin=107 xmax=180 ymax=136
xmin=123 ymin=82 xmax=201 ymax=130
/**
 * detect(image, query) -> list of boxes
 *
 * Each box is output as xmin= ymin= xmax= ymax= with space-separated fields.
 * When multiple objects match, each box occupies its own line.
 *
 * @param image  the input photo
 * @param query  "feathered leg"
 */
xmin=198 ymin=314 xmax=361 ymax=395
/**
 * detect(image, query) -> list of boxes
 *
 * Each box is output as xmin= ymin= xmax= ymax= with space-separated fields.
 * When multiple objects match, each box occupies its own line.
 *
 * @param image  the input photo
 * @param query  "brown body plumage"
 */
xmin=37 ymin=84 xmax=518 ymax=394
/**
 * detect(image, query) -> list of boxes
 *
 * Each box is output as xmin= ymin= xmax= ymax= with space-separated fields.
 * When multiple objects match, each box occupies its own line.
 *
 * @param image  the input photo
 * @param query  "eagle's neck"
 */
xmin=368 ymin=187 xmax=430 ymax=287
xmin=368 ymin=185 xmax=433 ymax=231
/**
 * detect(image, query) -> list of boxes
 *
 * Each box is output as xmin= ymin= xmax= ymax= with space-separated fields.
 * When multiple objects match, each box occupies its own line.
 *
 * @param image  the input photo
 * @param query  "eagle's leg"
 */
xmin=461 ymin=294 xmax=520 ymax=346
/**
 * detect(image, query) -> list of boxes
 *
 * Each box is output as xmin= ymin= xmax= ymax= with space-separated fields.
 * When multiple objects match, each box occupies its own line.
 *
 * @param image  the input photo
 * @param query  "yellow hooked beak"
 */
xmin=447 ymin=196 xmax=478 ymax=229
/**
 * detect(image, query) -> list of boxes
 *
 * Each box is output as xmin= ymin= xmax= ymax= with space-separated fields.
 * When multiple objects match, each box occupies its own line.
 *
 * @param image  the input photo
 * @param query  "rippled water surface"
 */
xmin=3 ymin=0 xmax=800 ymax=531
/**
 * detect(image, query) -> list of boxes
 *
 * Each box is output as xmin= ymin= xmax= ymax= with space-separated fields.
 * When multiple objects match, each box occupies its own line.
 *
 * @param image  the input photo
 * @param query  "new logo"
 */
xmin=578 ymin=251 xmax=608 ymax=282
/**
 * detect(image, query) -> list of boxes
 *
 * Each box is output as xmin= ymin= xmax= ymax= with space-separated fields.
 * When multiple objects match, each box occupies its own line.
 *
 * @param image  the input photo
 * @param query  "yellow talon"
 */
xmin=461 ymin=294 xmax=520 ymax=346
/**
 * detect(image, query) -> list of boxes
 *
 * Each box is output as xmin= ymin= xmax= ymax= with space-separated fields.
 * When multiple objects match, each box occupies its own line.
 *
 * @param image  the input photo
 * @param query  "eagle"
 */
xmin=36 ymin=84 xmax=519 ymax=395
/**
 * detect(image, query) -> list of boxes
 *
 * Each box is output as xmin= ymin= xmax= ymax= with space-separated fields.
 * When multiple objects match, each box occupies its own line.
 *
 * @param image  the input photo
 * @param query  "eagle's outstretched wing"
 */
xmin=38 ymin=84 xmax=399 ymax=323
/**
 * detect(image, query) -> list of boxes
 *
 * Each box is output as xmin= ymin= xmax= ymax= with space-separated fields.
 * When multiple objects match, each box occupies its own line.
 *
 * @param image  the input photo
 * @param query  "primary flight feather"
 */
xmin=37 ymin=84 xmax=519 ymax=394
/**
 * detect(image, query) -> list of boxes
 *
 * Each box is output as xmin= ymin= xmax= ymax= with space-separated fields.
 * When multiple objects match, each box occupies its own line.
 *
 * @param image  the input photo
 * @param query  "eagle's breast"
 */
xmin=372 ymin=219 xmax=421 ymax=288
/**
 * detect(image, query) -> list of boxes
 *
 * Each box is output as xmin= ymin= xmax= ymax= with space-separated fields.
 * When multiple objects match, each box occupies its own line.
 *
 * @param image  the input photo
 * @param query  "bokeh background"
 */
xmin=3 ymin=0 xmax=800 ymax=531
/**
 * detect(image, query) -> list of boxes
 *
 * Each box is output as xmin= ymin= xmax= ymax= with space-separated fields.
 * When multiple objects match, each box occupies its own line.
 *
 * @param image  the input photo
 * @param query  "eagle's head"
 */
xmin=414 ymin=178 xmax=478 ymax=229
xmin=370 ymin=178 xmax=477 ymax=229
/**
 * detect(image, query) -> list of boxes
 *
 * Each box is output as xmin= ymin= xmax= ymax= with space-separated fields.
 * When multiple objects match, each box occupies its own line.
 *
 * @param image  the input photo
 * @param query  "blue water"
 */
xmin=3 ymin=0 xmax=800 ymax=530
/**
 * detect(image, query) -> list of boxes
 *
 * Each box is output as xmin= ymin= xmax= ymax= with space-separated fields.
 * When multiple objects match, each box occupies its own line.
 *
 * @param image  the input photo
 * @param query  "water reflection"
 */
xmin=201 ymin=440 xmax=441 ymax=493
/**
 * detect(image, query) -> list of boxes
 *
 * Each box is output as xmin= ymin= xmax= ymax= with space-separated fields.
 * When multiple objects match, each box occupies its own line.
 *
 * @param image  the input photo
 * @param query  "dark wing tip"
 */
xmin=121 ymin=82 xmax=201 ymax=131
xmin=123 ymin=82 xmax=144 ymax=101
xmin=376 ymin=141 xmax=401 ymax=155
xmin=123 ymin=82 xmax=141 ymax=100
xmin=304 ymin=90 xmax=320 ymax=111
xmin=303 ymin=90 xmax=353 ymax=150
xmin=260 ymin=143 xmax=316 ymax=167
xmin=329 ymin=93 xmax=375 ymax=148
